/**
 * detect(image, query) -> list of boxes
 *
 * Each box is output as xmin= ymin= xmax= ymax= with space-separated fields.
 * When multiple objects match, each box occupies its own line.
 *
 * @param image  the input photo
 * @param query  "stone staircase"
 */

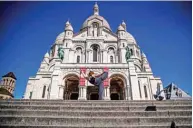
xmin=0 ymin=99 xmax=192 ymax=128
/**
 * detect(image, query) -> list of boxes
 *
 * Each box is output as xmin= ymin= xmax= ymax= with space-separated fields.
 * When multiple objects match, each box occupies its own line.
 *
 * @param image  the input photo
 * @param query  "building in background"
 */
xmin=0 ymin=72 xmax=17 ymax=99
xmin=164 ymin=83 xmax=191 ymax=100
xmin=24 ymin=3 xmax=165 ymax=100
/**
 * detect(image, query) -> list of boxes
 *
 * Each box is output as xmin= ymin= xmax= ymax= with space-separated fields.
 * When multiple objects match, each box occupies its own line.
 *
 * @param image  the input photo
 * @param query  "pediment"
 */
xmin=102 ymin=30 xmax=117 ymax=41
xmin=73 ymin=31 xmax=87 ymax=39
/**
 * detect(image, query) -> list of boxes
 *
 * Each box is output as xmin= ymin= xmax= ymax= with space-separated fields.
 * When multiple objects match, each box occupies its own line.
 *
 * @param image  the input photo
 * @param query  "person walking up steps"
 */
xmin=81 ymin=69 xmax=108 ymax=100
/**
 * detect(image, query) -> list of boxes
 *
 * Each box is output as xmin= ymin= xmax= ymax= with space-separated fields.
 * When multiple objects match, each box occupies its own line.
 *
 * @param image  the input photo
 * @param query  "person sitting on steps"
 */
xmin=81 ymin=70 xmax=108 ymax=100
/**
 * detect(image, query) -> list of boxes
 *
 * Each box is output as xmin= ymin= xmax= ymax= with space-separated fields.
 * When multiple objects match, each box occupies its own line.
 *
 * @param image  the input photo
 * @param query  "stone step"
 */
xmin=0 ymin=100 xmax=191 ymax=106
xmin=0 ymin=109 xmax=191 ymax=117
xmin=0 ymin=124 xmax=192 ymax=128
xmin=0 ymin=116 xmax=191 ymax=126
xmin=0 ymin=102 xmax=191 ymax=106
xmin=0 ymin=104 xmax=191 ymax=111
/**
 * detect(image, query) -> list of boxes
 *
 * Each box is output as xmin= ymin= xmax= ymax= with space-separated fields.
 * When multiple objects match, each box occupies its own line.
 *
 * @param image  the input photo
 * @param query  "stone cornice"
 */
xmin=60 ymin=63 xmax=132 ymax=69
xmin=86 ymin=38 xmax=104 ymax=42
xmin=73 ymin=40 xmax=86 ymax=43
xmin=104 ymin=41 xmax=117 ymax=43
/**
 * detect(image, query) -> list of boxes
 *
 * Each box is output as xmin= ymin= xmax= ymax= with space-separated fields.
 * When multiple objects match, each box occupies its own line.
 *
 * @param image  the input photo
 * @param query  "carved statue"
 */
xmin=57 ymin=47 xmax=64 ymax=60
xmin=125 ymin=45 xmax=131 ymax=63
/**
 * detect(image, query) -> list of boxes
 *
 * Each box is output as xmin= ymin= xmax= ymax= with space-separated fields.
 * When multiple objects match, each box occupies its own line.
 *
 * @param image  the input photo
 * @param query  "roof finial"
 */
xmin=94 ymin=2 xmax=99 ymax=15
xmin=121 ymin=20 xmax=126 ymax=31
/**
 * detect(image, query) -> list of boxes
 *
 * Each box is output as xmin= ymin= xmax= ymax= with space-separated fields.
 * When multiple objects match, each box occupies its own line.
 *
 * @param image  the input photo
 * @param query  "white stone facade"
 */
xmin=24 ymin=3 xmax=165 ymax=100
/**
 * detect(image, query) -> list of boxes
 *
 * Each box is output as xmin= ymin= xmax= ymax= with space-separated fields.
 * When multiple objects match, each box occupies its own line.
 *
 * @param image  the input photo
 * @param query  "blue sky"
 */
xmin=0 ymin=1 xmax=191 ymax=98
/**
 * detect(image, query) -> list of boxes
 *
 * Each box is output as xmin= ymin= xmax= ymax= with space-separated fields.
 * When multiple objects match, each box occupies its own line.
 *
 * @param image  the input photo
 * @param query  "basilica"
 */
xmin=24 ymin=3 xmax=165 ymax=100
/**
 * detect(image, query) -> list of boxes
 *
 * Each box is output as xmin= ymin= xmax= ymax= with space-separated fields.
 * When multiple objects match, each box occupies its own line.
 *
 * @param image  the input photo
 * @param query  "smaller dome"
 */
xmin=142 ymin=52 xmax=146 ymax=58
xmin=118 ymin=25 xmax=125 ymax=31
xmin=65 ymin=20 xmax=73 ymax=31
xmin=122 ymin=20 xmax=126 ymax=26
xmin=56 ymin=32 xmax=64 ymax=41
xmin=44 ymin=52 xmax=49 ymax=58
xmin=94 ymin=2 xmax=98 ymax=8
xmin=66 ymin=20 xmax=70 ymax=25
xmin=65 ymin=25 xmax=73 ymax=31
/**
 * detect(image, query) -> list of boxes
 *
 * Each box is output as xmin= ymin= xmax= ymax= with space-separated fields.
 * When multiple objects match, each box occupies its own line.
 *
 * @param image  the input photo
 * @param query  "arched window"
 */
xmin=144 ymin=85 xmax=148 ymax=98
xmin=123 ymin=43 xmax=125 ymax=47
xmin=110 ymin=56 xmax=113 ymax=63
xmin=77 ymin=56 xmax=80 ymax=63
xmin=93 ymin=47 xmax=97 ymax=62
xmin=92 ymin=44 xmax=99 ymax=62
xmin=29 ymin=92 xmax=33 ymax=99
xmin=42 ymin=86 xmax=46 ymax=98
xmin=92 ymin=22 xmax=99 ymax=37
xmin=130 ymin=49 xmax=133 ymax=55
xmin=138 ymin=81 xmax=142 ymax=98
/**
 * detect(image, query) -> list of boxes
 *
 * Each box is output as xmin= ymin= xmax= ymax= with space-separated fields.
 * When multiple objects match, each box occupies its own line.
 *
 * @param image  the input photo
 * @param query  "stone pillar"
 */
xmin=78 ymin=67 xmax=87 ymax=100
xmin=86 ymin=50 xmax=89 ymax=63
xmin=126 ymin=84 xmax=132 ymax=100
xmin=49 ymin=59 xmax=61 ymax=99
xmin=104 ymin=87 xmax=110 ymax=100
xmin=69 ymin=49 xmax=75 ymax=63
xmin=64 ymin=48 xmax=70 ymax=63
xmin=128 ymin=60 xmax=140 ymax=100
xmin=101 ymin=50 xmax=104 ymax=63
xmin=58 ymin=86 xmax=64 ymax=99
xmin=103 ymin=50 xmax=108 ymax=63
xmin=115 ymin=51 xmax=119 ymax=63
xmin=120 ymin=48 xmax=127 ymax=63
xmin=78 ymin=86 xmax=87 ymax=100
xmin=87 ymin=49 xmax=92 ymax=63
xmin=89 ymin=50 xmax=92 ymax=63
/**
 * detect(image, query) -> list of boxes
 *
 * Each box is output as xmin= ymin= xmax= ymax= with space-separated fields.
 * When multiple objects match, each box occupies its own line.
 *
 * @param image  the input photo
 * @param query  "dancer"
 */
xmin=81 ymin=69 xmax=108 ymax=100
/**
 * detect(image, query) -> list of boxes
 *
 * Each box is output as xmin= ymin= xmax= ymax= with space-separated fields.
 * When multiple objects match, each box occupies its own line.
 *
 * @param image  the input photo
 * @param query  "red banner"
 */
xmin=103 ymin=78 xmax=109 ymax=87
xmin=79 ymin=67 xmax=86 ymax=86
xmin=103 ymin=67 xmax=109 ymax=87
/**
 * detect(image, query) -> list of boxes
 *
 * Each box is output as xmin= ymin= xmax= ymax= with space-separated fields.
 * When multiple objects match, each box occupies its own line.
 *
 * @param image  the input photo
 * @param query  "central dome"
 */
xmin=81 ymin=15 xmax=111 ymax=31
xmin=81 ymin=2 xmax=111 ymax=31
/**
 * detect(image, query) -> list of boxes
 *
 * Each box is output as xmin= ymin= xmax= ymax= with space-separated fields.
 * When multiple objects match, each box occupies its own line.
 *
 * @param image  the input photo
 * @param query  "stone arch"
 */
xmin=109 ymin=72 xmax=128 ymax=85
xmin=89 ymin=42 xmax=103 ymax=49
xmin=87 ymin=19 xmax=103 ymax=27
xmin=49 ymin=64 xmax=55 ymax=71
xmin=109 ymin=73 xmax=127 ymax=100
xmin=61 ymin=71 xmax=80 ymax=85
xmin=105 ymin=45 xmax=117 ymax=51
xmin=63 ymin=73 xmax=79 ymax=100
xmin=73 ymin=44 xmax=85 ymax=51
xmin=90 ymin=44 xmax=101 ymax=62
xmin=134 ymin=64 xmax=142 ymax=72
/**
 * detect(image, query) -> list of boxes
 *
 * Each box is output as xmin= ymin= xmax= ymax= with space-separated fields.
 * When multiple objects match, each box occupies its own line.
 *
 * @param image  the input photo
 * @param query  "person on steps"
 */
xmin=81 ymin=70 xmax=108 ymax=100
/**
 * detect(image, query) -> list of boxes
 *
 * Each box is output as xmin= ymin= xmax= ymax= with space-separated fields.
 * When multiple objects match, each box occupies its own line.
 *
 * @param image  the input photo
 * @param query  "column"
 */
xmin=104 ymin=87 xmax=110 ymax=100
xmin=78 ymin=67 xmax=87 ymax=100
xmin=89 ymin=50 xmax=92 ymax=63
xmin=86 ymin=50 xmax=89 ymax=63
xmin=49 ymin=59 xmax=61 ymax=99
xmin=120 ymin=48 xmax=127 ymax=63
xmin=101 ymin=50 xmax=104 ymax=63
xmin=128 ymin=60 xmax=140 ymax=100
xmin=103 ymin=50 xmax=108 ymax=63
xmin=64 ymin=48 xmax=70 ymax=63
xmin=69 ymin=49 xmax=75 ymax=63
xmin=58 ymin=86 xmax=64 ymax=99
xmin=78 ymin=86 xmax=87 ymax=100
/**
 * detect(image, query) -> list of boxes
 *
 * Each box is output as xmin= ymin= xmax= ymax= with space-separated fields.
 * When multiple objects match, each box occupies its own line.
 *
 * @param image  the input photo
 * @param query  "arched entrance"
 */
xmin=63 ymin=74 xmax=79 ymax=100
xmin=110 ymin=75 xmax=126 ymax=100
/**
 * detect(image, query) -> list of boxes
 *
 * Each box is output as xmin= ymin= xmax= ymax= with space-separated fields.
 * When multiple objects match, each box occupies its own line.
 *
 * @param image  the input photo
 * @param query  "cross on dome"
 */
xmin=94 ymin=2 xmax=99 ymax=15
